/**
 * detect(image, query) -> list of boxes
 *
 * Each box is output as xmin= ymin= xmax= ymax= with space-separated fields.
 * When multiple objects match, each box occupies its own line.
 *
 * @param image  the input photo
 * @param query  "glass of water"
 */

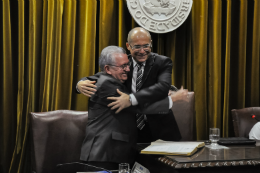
xmin=209 ymin=128 xmax=220 ymax=148
xmin=119 ymin=163 xmax=129 ymax=173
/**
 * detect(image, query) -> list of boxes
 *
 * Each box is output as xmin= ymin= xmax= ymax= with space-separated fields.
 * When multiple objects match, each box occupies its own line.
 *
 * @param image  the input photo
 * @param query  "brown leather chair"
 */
xmin=171 ymin=92 xmax=196 ymax=141
xmin=30 ymin=97 xmax=196 ymax=172
xmin=30 ymin=110 xmax=88 ymax=173
xmin=231 ymin=107 xmax=260 ymax=138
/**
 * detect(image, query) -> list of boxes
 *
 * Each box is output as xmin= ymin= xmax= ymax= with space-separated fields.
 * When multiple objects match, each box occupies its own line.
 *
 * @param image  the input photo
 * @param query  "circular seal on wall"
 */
xmin=126 ymin=0 xmax=193 ymax=33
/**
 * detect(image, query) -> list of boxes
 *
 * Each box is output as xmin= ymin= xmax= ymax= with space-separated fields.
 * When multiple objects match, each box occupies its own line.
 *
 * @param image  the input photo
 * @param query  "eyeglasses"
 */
xmin=108 ymin=61 xmax=132 ymax=70
xmin=129 ymin=44 xmax=151 ymax=51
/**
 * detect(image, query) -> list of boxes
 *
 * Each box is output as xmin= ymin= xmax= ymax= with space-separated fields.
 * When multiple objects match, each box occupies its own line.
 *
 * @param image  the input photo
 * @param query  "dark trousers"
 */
xmin=137 ymin=121 xmax=154 ymax=143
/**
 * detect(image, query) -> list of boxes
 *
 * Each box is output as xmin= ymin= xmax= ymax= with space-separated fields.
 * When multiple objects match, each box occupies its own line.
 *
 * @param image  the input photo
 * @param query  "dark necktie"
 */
xmin=136 ymin=63 xmax=145 ymax=130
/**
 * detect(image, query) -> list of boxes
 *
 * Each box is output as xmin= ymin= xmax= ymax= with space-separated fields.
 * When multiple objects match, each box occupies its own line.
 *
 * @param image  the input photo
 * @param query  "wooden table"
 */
xmin=136 ymin=143 xmax=260 ymax=173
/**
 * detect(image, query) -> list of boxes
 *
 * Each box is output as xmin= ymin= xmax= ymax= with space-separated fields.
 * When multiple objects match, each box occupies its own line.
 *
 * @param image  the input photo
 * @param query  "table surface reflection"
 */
xmin=136 ymin=142 xmax=260 ymax=173
xmin=167 ymin=145 xmax=260 ymax=163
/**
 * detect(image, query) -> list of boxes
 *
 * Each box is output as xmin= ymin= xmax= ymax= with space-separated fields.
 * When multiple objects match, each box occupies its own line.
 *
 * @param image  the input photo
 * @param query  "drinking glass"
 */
xmin=209 ymin=128 xmax=220 ymax=148
xmin=119 ymin=163 xmax=129 ymax=173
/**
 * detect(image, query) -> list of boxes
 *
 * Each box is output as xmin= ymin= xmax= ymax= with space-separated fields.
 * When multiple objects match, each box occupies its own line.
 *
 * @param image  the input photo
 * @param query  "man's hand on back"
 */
xmin=170 ymin=86 xmax=189 ymax=102
xmin=77 ymin=80 xmax=97 ymax=97
xmin=107 ymin=89 xmax=131 ymax=114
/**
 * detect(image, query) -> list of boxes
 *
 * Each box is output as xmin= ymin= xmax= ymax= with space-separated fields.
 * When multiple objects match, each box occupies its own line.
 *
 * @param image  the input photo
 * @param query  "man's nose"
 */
xmin=139 ymin=47 xmax=145 ymax=53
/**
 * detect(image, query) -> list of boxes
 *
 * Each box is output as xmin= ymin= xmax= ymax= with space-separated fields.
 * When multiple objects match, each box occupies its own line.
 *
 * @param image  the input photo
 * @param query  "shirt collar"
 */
xmin=132 ymin=57 xmax=146 ymax=67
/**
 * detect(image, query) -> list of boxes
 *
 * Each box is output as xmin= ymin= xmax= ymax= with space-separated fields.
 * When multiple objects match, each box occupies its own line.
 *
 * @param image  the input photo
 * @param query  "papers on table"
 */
xmin=141 ymin=140 xmax=205 ymax=156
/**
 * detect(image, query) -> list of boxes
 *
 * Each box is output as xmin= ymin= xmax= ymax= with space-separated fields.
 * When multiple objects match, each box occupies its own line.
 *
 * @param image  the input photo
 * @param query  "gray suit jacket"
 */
xmin=80 ymin=73 xmax=169 ymax=164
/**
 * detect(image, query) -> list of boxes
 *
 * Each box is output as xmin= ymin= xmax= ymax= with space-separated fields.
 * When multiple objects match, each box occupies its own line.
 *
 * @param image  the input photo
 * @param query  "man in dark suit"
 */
xmin=80 ymin=46 xmax=175 ymax=170
xmin=77 ymin=27 xmax=188 ymax=143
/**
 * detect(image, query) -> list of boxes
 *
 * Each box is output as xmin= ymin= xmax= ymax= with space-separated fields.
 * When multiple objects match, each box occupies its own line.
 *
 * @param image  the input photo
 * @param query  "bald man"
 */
xmin=77 ymin=27 xmax=185 ymax=143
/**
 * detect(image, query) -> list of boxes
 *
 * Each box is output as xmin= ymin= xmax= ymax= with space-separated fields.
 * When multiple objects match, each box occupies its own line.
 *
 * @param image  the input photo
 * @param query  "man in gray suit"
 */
xmin=77 ymin=27 xmax=188 ymax=143
xmin=80 ymin=46 xmax=176 ymax=170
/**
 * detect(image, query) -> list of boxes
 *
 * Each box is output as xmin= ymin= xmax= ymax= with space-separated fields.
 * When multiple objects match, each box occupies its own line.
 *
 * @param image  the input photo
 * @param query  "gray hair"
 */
xmin=99 ymin=46 xmax=126 ymax=72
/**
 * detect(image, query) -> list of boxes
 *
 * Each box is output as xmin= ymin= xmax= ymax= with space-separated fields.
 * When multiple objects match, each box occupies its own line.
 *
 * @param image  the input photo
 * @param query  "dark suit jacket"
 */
xmin=77 ymin=52 xmax=181 ymax=142
xmin=80 ymin=73 xmax=170 ymax=164
xmin=126 ymin=52 xmax=181 ymax=142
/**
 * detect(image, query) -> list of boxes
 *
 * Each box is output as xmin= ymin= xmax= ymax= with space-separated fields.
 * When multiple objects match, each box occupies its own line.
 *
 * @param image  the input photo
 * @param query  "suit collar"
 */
xmin=141 ymin=53 xmax=154 ymax=88
xmin=127 ymin=55 xmax=133 ymax=90
xmin=127 ymin=53 xmax=155 ymax=90
xmin=98 ymin=72 xmax=124 ymax=86
xmin=145 ymin=53 xmax=155 ymax=66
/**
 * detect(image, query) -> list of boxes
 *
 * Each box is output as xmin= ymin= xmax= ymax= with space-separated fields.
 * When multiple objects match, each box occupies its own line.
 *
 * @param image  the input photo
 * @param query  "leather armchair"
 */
xmin=30 ymin=110 xmax=88 ymax=173
xmin=30 ymin=95 xmax=196 ymax=172
xmin=231 ymin=107 xmax=260 ymax=138
xmin=171 ymin=92 xmax=196 ymax=141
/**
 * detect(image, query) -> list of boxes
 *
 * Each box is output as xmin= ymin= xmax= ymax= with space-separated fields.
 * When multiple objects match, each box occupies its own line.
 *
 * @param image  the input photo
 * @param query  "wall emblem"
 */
xmin=127 ymin=0 xmax=193 ymax=33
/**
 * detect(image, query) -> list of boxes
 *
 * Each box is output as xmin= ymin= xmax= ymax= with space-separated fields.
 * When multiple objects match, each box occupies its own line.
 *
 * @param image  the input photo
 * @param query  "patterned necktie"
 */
xmin=136 ymin=63 xmax=143 ymax=91
xmin=136 ymin=63 xmax=145 ymax=130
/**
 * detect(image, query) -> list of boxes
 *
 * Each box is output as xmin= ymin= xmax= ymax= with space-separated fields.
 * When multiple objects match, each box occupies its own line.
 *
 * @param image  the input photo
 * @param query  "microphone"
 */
xmin=251 ymin=114 xmax=260 ymax=121
xmin=56 ymin=162 xmax=112 ymax=173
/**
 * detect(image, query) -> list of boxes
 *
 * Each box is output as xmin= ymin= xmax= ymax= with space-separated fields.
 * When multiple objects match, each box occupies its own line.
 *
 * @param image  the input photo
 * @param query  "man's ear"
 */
xmin=150 ymin=40 xmax=153 ymax=48
xmin=104 ymin=65 xmax=112 ymax=75
xmin=126 ymin=42 xmax=131 ymax=51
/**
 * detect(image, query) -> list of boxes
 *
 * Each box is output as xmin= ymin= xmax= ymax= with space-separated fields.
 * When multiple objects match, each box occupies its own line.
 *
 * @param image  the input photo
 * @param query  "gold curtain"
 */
xmin=1 ymin=0 xmax=16 ymax=173
xmin=1 ymin=0 xmax=97 ymax=172
xmin=1 ymin=0 xmax=260 ymax=172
